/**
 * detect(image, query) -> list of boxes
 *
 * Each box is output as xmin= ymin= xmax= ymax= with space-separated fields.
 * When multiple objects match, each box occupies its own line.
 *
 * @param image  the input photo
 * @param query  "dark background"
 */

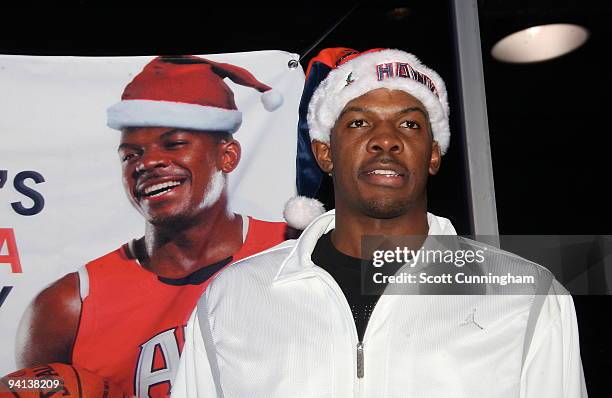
xmin=1 ymin=1 xmax=609 ymax=395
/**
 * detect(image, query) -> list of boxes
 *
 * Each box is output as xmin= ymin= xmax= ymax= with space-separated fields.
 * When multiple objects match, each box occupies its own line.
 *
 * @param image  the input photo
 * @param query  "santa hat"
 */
xmin=107 ymin=55 xmax=283 ymax=132
xmin=306 ymin=48 xmax=450 ymax=154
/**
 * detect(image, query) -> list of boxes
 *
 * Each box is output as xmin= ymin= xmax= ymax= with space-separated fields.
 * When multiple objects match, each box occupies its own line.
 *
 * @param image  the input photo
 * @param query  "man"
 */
xmin=15 ymin=55 xmax=291 ymax=398
xmin=172 ymin=48 xmax=587 ymax=397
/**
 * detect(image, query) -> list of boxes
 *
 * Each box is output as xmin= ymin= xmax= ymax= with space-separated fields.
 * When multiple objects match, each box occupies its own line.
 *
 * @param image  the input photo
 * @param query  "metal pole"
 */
xmin=450 ymin=0 xmax=500 ymax=244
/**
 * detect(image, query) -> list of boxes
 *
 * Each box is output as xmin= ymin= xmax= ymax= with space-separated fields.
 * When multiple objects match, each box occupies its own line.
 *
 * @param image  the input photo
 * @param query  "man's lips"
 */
xmin=135 ymin=176 xmax=187 ymax=199
xmin=359 ymin=163 xmax=408 ymax=188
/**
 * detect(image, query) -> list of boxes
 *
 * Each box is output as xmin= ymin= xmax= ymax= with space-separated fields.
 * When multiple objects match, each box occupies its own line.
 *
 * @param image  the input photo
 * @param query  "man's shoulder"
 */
xmin=84 ymin=242 xmax=135 ymax=270
xmin=239 ymin=238 xmax=297 ymax=262
xmin=226 ymin=238 xmax=296 ymax=275
xmin=458 ymin=237 xmax=555 ymax=280
xmin=209 ymin=240 xmax=296 ymax=292
xmin=78 ymin=243 xmax=139 ymax=277
xmin=425 ymin=236 xmax=566 ymax=297
xmin=246 ymin=216 xmax=287 ymax=239
xmin=236 ymin=216 xmax=288 ymax=259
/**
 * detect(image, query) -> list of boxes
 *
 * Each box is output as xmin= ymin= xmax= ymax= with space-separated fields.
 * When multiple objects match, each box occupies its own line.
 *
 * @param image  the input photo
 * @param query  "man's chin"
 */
xmin=360 ymin=198 xmax=411 ymax=219
xmin=145 ymin=211 xmax=194 ymax=229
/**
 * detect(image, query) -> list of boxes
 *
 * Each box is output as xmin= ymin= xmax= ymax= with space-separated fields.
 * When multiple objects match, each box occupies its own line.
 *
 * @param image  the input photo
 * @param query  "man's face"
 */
xmin=313 ymin=88 xmax=441 ymax=219
xmin=118 ymin=127 xmax=240 ymax=225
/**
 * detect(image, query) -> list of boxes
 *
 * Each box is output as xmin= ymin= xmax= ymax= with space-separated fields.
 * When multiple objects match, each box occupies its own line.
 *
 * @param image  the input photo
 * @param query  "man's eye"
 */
xmin=121 ymin=153 xmax=138 ymax=162
xmin=399 ymin=120 xmax=421 ymax=129
xmin=165 ymin=141 xmax=187 ymax=149
xmin=348 ymin=119 xmax=370 ymax=128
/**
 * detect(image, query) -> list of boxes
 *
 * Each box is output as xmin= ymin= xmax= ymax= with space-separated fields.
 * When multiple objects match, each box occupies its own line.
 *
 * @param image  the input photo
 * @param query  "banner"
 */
xmin=0 ymin=51 xmax=304 ymax=377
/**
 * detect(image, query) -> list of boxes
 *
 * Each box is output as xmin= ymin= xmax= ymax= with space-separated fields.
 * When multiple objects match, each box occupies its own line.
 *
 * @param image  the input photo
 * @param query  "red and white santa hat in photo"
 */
xmin=107 ymin=55 xmax=283 ymax=132
xmin=307 ymin=48 xmax=450 ymax=154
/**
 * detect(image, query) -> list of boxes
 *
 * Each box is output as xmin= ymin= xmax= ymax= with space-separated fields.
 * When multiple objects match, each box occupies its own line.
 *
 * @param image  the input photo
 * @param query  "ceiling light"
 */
xmin=491 ymin=23 xmax=589 ymax=63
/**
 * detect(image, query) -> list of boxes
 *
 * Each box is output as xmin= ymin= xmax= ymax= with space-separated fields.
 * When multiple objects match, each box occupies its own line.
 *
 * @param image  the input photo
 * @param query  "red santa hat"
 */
xmin=307 ymin=48 xmax=450 ymax=154
xmin=107 ymin=55 xmax=283 ymax=132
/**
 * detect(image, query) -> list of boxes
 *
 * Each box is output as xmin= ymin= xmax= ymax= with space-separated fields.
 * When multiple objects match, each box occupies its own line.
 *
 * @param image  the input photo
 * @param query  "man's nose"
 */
xmin=366 ymin=124 xmax=404 ymax=154
xmin=134 ymin=149 xmax=169 ymax=175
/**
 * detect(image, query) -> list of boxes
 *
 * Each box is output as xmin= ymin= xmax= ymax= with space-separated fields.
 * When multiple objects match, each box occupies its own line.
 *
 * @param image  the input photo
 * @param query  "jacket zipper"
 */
xmin=356 ymin=341 xmax=364 ymax=379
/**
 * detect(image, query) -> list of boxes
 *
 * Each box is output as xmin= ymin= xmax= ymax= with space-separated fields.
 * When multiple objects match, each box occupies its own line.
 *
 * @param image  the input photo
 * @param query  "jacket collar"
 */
xmin=273 ymin=209 xmax=457 ymax=284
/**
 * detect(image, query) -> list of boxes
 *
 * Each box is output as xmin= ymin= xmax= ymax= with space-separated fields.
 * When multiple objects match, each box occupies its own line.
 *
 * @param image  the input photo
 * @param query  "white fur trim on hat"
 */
xmin=107 ymin=99 xmax=242 ymax=133
xmin=261 ymin=89 xmax=283 ymax=112
xmin=307 ymin=49 xmax=450 ymax=154
xmin=283 ymin=196 xmax=326 ymax=230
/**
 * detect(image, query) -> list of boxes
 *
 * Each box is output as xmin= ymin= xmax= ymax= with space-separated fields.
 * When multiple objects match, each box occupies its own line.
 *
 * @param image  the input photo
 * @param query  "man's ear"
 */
xmin=311 ymin=140 xmax=333 ymax=174
xmin=219 ymin=139 xmax=241 ymax=173
xmin=429 ymin=140 xmax=442 ymax=175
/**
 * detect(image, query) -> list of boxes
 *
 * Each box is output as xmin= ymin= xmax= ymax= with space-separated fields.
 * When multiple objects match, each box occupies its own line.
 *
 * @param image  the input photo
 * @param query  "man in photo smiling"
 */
xmin=16 ymin=55 xmax=289 ymax=398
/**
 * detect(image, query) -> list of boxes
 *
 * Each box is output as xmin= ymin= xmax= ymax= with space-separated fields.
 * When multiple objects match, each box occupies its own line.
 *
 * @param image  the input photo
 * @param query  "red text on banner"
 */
xmin=0 ymin=228 xmax=23 ymax=273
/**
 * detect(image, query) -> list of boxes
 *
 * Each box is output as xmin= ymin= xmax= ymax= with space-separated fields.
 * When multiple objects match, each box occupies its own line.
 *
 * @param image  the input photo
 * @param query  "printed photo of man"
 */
xmin=14 ymin=55 xmax=290 ymax=398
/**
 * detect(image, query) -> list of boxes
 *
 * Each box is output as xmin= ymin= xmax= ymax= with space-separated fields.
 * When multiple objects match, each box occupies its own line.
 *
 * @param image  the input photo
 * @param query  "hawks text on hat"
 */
xmin=306 ymin=48 xmax=451 ymax=155
xmin=374 ymin=62 xmax=439 ymax=97
xmin=107 ymin=55 xmax=283 ymax=133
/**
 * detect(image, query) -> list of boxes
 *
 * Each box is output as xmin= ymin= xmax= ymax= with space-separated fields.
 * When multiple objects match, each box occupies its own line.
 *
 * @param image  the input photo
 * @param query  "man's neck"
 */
xmin=331 ymin=205 xmax=429 ymax=259
xmin=140 ymin=203 xmax=244 ymax=278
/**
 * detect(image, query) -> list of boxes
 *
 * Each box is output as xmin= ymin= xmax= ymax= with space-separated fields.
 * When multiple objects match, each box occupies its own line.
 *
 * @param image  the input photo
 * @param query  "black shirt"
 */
xmin=311 ymin=230 xmax=380 ymax=342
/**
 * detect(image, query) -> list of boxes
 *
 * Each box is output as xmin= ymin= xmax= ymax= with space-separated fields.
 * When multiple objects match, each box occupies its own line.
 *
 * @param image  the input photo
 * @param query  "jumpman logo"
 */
xmin=460 ymin=308 xmax=484 ymax=330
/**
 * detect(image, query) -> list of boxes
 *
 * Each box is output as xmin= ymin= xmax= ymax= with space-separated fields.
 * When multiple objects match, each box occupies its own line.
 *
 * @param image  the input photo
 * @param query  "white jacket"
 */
xmin=172 ymin=211 xmax=587 ymax=398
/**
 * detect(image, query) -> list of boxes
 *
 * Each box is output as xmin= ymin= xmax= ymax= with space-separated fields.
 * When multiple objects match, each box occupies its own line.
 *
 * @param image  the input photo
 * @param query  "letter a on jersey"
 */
xmin=135 ymin=328 xmax=181 ymax=398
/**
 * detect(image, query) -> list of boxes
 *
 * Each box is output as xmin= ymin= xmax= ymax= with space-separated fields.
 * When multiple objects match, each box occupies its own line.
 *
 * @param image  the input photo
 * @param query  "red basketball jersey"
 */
xmin=71 ymin=217 xmax=286 ymax=398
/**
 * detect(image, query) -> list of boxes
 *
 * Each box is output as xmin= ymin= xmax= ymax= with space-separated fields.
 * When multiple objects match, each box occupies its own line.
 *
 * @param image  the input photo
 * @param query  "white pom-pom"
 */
xmin=261 ymin=89 xmax=283 ymax=112
xmin=283 ymin=196 xmax=325 ymax=230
